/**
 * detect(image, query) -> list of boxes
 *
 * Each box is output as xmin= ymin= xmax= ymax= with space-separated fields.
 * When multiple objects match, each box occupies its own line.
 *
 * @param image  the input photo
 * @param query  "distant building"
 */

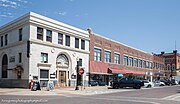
xmin=157 ymin=50 xmax=180 ymax=77
xmin=0 ymin=12 xmax=90 ymax=88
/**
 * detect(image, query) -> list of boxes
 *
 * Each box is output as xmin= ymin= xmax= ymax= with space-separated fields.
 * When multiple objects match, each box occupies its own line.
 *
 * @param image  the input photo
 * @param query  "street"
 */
xmin=0 ymin=85 xmax=180 ymax=104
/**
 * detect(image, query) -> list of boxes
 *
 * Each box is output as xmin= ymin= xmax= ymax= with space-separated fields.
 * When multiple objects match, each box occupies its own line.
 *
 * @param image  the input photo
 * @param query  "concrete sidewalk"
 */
xmin=0 ymin=86 xmax=134 ymax=96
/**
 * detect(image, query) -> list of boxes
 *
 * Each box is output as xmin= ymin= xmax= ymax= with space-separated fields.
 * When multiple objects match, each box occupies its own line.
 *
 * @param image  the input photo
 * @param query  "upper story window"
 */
xmin=65 ymin=35 xmax=70 ymax=46
xmin=139 ymin=60 xmax=142 ymax=68
xmin=172 ymin=64 xmax=175 ymax=70
xmin=81 ymin=39 xmax=85 ymax=50
xmin=94 ymin=48 xmax=101 ymax=61
xmin=79 ymin=58 xmax=82 ymax=66
xmin=149 ymin=62 xmax=153 ymax=69
xmin=129 ymin=57 xmax=133 ymax=66
xmin=167 ymin=64 xmax=171 ymax=70
xmin=46 ymin=30 xmax=52 ymax=42
xmin=104 ymin=51 xmax=111 ymax=63
xmin=143 ymin=61 xmax=146 ymax=68
xmin=37 ymin=27 xmax=43 ymax=40
xmin=19 ymin=53 xmax=22 ymax=63
xmin=123 ymin=56 xmax=128 ymax=66
xmin=41 ymin=53 xmax=48 ymax=63
xmin=5 ymin=34 xmax=8 ymax=46
xmin=146 ymin=61 xmax=149 ymax=68
xmin=133 ymin=58 xmax=138 ymax=67
xmin=58 ymin=33 xmax=63 ymax=45
xmin=75 ymin=38 xmax=79 ymax=48
xmin=1 ymin=36 xmax=3 ymax=47
xmin=19 ymin=28 xmax=22 ymax=41
xmin=114 ymin=53 xmax=120 ymax=64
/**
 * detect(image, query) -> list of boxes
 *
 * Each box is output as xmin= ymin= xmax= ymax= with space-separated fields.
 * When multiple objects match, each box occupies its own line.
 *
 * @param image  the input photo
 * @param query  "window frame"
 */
xmin=104 ymin=51 xmax=111 ymax=63
xmin=75 ymin=38 xmax=79 ymax=48
xmin=46 ymin=30 xmax=52 ymax=42
xmin=19 ymin=28 xmax=22 ymax=41
xmin=1 ymin=36 xmax=3 ymax=47
xmin=5 ymin=34 xmax=8 ymax=45
xmin=94 ymin=48 xmax=101 ymax=61
xmin=19 ymin=53 xmax=22 ymax=63
xmin=123 ymin=56 xmax=128 ymax=66
xmin=114 ymin=53 xmax=120 ymax=64
xmin=65 ymin=35 xmax=70 ymax=46
xmin=37 ymin=27 xmax=43 ymax=40
xmin=81 ymin=39 xmax=85 ymax=50
xmin=41 ymin=53 xmax=48 ymax=63
xmin=58 ymin=33 xmax=63 ymax=45
xmin=40 ymin=69 xmax=49 ymax=79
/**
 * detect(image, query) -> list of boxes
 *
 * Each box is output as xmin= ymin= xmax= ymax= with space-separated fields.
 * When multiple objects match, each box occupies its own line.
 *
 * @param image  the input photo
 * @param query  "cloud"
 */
xmin=0 ymin=0 xmax=29 ymax=19
xmin=0 ymin=3 xmax=17 ymax=8
xmin=15 ymin=0 xmax=28 ymax=3
xmin=55 ymin=11 xmax=67 ymax=16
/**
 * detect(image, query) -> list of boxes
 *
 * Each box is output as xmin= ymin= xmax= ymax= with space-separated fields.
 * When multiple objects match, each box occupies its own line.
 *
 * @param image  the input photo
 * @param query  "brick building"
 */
xmin=88 ymin=29 xmax=165 ymax=85
xmin=157 ymin=50 xmax=180 ymax=77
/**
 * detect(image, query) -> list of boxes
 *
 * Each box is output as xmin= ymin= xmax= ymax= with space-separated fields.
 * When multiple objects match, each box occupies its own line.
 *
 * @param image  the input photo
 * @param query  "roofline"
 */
xmin=93 ymin=33 xmax=152 ymax=55
xmin=0 ymin=12 xmax=88 ymax=35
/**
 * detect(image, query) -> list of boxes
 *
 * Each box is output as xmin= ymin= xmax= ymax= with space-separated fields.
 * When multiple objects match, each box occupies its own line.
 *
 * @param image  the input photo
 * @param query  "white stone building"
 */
xmin=0 ymin=12 xmax=90 ymax=88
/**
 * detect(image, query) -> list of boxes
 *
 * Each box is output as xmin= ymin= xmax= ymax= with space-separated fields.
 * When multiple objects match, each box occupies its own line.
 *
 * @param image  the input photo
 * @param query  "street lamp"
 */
xmin=75 ymin=58 xmax=79 ymax=90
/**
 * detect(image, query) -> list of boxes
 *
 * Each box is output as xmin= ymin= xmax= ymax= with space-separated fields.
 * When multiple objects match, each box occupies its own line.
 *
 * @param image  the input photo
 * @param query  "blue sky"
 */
xmin=0 ymin=0 xmax=180 ymax=53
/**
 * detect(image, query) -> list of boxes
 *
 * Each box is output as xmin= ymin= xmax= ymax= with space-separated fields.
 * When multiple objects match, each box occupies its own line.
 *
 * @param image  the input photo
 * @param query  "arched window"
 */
xmin=167 ymin=64 xmax=171 ymax=70
xmin=2 ymin=54 xmax=8 ymax=78
xmin=56 ymin=54 xmax=69 ymax=67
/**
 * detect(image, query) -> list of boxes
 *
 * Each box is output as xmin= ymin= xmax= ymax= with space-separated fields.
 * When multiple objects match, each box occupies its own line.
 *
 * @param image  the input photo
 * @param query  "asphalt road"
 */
xmin=0 ymin=85 xmax=180 ymax=104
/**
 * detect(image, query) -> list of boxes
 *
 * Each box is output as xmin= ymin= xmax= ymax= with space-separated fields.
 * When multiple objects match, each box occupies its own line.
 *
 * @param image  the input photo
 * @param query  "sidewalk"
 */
xmin=0 ymin=86 xmax=134 ymax=96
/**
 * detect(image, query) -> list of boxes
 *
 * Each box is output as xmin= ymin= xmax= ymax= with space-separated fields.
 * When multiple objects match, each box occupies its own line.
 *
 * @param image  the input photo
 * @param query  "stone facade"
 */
xmin=0 ymin=12 xmax=89 ymax=88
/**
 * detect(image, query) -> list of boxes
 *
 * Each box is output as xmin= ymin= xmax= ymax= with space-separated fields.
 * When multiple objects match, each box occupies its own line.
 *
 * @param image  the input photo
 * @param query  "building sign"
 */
xmin=50 ymin=74 xmax=56 ymax=78
xmin=9 ymin=56 xmax=15 ymax=63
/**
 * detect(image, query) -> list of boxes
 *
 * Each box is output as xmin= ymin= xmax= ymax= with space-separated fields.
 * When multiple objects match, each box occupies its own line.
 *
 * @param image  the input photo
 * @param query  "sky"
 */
xmin=0 ymin=0 xmax=180 ymax=54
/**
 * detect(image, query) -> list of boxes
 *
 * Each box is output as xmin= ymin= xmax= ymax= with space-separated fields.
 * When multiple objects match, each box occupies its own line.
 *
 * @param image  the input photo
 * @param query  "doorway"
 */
xmin=59 ymin=71 xmax=66 ymax=87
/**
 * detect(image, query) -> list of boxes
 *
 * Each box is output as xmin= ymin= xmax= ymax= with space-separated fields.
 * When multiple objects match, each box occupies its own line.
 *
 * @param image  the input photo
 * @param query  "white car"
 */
xmin=143 ymin=80 xmax=153 ymax=88
xmin=154 ymin=81 xmax=165 ymax=87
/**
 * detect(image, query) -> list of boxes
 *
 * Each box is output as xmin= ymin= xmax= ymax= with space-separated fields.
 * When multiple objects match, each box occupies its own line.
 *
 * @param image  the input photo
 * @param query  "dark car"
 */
xmin=110 ymin=78 xmax=144 ymax=89
xmin=97 ymin=81 xmax=106 ymax=86
xmin=89 ymin=80 xmax=98 ymax=86
xmin=160 ymin=79 xmax=171 ymax=86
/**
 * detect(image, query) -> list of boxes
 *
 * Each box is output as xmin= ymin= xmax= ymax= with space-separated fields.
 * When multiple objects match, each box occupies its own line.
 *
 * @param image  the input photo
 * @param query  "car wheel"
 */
xmin=135 ymin=84 xmax=141 ymax=89
xmin=147 ymin=85 xmax=151 ymax=88
xmin=113 ymin=84 xmax=119 ymax=89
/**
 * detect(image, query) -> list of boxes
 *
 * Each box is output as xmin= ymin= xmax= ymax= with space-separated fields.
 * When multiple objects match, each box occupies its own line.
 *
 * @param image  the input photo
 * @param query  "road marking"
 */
xmin=82 ymin=96 xmax=161 ymax=104
xmin=162 ymin=93 xmax=180 ymax=101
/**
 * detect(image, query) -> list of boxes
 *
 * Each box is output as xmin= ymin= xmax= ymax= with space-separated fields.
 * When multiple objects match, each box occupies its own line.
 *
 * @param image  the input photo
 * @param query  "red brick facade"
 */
xmin=88 ymin=28 xmax=165 ymax=79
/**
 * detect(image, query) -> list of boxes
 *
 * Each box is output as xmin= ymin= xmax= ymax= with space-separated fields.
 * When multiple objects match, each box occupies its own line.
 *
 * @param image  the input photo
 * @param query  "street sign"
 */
xmin=79 ymin=67 xmax=84 ymax=75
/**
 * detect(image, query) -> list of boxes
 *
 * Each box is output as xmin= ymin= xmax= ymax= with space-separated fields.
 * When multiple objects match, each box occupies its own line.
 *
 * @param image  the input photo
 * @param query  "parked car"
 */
xmin=89 ymin=80 xmax=98 ymax=86
xmin=154 ymin=80 xmax=165 ymax=87
xmin=170 ymin=79 xmax=177 ymax=85
xmin=160 ymin=79 xmax=171 ymax=86
xmin=97 ymin=81 xmax=106 ymax=86
xmin=143 ymin=80 xmax=153 ymax=88
xmin=110 ymin=78 xmax=144 ymax=89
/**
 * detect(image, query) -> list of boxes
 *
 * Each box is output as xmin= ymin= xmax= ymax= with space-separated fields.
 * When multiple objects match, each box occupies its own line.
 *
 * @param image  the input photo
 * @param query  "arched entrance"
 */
xmin=56 ymin=54 xmax=69 ymax=87
xmin=2 ymin=54 xmax=8 ymax=78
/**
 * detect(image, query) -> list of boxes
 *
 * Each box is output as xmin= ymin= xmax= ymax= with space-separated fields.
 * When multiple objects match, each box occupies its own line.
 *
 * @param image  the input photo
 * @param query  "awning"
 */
xmin=108 ymin=68 xmax=145 ymax=75
xmin=108 ymin=68 xmax=126 ymax=74
xmin=90 ymin=61 xmax=108 ymax=73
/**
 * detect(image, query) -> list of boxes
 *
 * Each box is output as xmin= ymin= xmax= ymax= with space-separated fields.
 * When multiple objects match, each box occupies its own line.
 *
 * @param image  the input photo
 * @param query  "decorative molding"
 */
xmin=37 ymin=63 xmax=52 ymax=67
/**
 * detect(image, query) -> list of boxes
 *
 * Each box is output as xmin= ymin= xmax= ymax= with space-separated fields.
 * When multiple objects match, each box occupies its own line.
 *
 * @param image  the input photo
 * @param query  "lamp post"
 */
xmin=75 ymin=59 xmax=79 ymax=90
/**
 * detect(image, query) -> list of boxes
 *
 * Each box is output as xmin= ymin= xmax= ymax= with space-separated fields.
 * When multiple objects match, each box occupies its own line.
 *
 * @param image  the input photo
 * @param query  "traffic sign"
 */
xmin=79 ymin=67 xmax=84 ymax=75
